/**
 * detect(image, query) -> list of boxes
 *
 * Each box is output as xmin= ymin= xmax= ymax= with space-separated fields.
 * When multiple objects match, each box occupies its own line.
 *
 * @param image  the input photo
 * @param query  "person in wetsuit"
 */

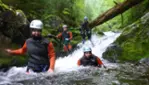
xmin=77 ymin=46 xmax=106 ymax=68
xmin=5 ymin=20 xmax=56 ymax=73
xmin=80 ymin=16 xmax=91 ymax=44
xmin=56 ymin=25 xmax=72 ymax=52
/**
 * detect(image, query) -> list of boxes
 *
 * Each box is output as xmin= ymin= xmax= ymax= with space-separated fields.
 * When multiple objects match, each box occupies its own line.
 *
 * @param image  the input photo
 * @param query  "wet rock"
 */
xmin=102 ymin=44 xmax=122 ymax=63
xmin=97 ymin=31 xmax=104 ymax=36
xmin=0 ymin=2 xmax=29 ymax=68
xmin=141 ymin=12 xmax=149 ymax=24
xmin=15 ymin=10 xmax=28 ymax=27
xmin=103 ymin=11 xmax=149 ymax=62
xmin=0 ymin=2 xmax=29 ymax=45
xmin=139 ymin=58 xmax=149 ymax=65
xmin=111 ymin=80 xmax=120 ymax=85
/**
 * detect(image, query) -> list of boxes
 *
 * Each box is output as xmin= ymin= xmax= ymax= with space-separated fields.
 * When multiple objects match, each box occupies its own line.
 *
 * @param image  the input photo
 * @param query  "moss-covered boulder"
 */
xmin=102 ymin=44 xmax=122 ymax=63
xmin=103 ymin=11 xmax=149 ymax=62
xmin=0 ymin=1 xmax=29 ymax=70
xmin=0 ymin=1 xmax=30 ymax=44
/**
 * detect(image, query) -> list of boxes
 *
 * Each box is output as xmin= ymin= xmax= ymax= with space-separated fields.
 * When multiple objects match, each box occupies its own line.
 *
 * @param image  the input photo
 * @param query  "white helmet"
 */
xmin=83 ymin=46 xmax=92 ymax=52
xmin=30 ymin=20 xmax=43 ymax=29
xmin=62 ymin=25 xmax=67 ymax=28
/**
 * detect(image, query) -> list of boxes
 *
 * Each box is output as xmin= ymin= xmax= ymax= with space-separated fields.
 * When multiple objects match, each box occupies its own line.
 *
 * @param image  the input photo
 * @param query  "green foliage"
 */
xmin=0 ymin=0 xmax=13 ymax=11
xmin=95 ymin=0 xmax=149 ymax=32
xmin=85 ymin=0 xmax=124 ymax=32
xmin=0 ymin=55 xmax=28 ymax=67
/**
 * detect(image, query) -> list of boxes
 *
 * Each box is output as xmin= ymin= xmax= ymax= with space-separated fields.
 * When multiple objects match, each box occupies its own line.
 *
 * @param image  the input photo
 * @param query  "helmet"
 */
xmin=84 ymin=16 xmax=88 ymax=20
xmin=63 ymin=25 xmax=67 ymax=28
xmin=83 ymin=46 xmax=92 ymax=52
xmin=30 ymin=20 xmax=43 ymax=29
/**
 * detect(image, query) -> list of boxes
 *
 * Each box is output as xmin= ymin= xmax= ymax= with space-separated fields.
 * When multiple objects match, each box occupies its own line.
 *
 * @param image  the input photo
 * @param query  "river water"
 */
xmin=0 ymin=32 xmax=148 ymax=85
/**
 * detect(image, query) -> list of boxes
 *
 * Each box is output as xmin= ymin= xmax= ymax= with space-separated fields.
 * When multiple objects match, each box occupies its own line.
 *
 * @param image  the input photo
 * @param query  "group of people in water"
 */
xmin=5 ymin=16 xmax=105 ymax=73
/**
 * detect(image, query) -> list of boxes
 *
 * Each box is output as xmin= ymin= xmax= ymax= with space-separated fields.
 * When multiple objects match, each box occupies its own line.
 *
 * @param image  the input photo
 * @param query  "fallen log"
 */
xmin=89 ymin=0 xmax=145 ymax=28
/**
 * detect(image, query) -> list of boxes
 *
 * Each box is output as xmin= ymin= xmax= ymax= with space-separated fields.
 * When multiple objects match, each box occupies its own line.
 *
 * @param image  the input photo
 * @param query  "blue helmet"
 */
xmin=83 ymin=46 xmax=92 ymax=52
xmin=84 ymin=16 xmax=88 ymax=20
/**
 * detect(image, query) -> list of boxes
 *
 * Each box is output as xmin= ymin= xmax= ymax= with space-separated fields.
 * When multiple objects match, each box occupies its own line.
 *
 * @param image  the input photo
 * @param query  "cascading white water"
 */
xmin=0 ymin=31 xmax=120 ymax=85
xmin=55 ymin=31 xmax=120 ymax=72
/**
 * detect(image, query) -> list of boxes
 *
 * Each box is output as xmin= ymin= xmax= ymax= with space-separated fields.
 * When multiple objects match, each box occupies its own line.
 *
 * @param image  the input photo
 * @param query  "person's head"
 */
xmin=83 ymin=46 xmax=92 ymax=58
xmin=63 ymin=25 xmax=68 ymax=32
xmin=84 ymin=16 xmax=88 ymax=21
xmin=30 ymin=20 xmax=43 ymax=37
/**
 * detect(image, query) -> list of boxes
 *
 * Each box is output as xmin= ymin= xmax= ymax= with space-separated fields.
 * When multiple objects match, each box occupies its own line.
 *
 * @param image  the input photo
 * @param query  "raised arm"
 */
xmin=56 ymin=33 xmax=62 ymax=39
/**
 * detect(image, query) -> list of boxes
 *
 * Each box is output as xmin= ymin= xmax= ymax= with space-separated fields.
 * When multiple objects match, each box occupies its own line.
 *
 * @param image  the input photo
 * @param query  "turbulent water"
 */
xmin=0 ymin=32 xmax=149 ymax=85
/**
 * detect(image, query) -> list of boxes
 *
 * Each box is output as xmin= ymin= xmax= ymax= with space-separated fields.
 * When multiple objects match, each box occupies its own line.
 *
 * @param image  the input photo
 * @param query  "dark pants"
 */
xmin=26 ymin=64 xmax=49 ymax=73
xmin=81 ymin=30 xmax=91 ymax=41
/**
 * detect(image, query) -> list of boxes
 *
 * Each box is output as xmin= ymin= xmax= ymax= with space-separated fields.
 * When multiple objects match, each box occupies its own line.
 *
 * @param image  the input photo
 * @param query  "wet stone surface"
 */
xmin=0 ymin=63 xmax=148 ymax=85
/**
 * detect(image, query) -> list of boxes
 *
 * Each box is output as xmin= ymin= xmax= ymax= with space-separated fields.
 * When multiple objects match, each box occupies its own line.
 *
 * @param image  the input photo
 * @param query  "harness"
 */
xmin=62 ymin=31 xmax=70 ymax=45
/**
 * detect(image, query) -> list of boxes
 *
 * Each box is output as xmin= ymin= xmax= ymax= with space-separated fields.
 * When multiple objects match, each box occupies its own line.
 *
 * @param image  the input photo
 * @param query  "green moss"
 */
xmin=103 ymin=10 xmax=149 ymax=62
xmin=15 ymin=9 xmax=26 ymax=19
xmin=0 ymin=55 xmax=28 ymax=67
xmin=0 ymin=58 xmax=11 ymax=65
xmin=120 ymin=41 xmax=144 ymax=61
xmin=116 ymin=12 xmax=149 ymax=62
xmin=11 ymin=55 xmax=28 ymax=66
xmin=0 ymin=1 xmax=10 ymax=10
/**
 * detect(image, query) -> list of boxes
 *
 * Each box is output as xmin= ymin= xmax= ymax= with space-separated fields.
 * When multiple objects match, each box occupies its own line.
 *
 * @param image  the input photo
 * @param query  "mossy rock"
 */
xmin=0 ymin=2 xmax=29 ymax=70
xmin=0 ymin=55 xmax=28 ymax=71
xmin=103 ymin=12 xmax=149 ymax=62
xmin=0 ymin=1 xmax=29 ymax=44
xmin=103 ymin=44 xmax=122 ymax=63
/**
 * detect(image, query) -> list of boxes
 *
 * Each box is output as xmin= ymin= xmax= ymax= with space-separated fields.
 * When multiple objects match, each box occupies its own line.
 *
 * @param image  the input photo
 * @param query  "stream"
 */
xmin=0 ymin=31 xmax=148 ymax=85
